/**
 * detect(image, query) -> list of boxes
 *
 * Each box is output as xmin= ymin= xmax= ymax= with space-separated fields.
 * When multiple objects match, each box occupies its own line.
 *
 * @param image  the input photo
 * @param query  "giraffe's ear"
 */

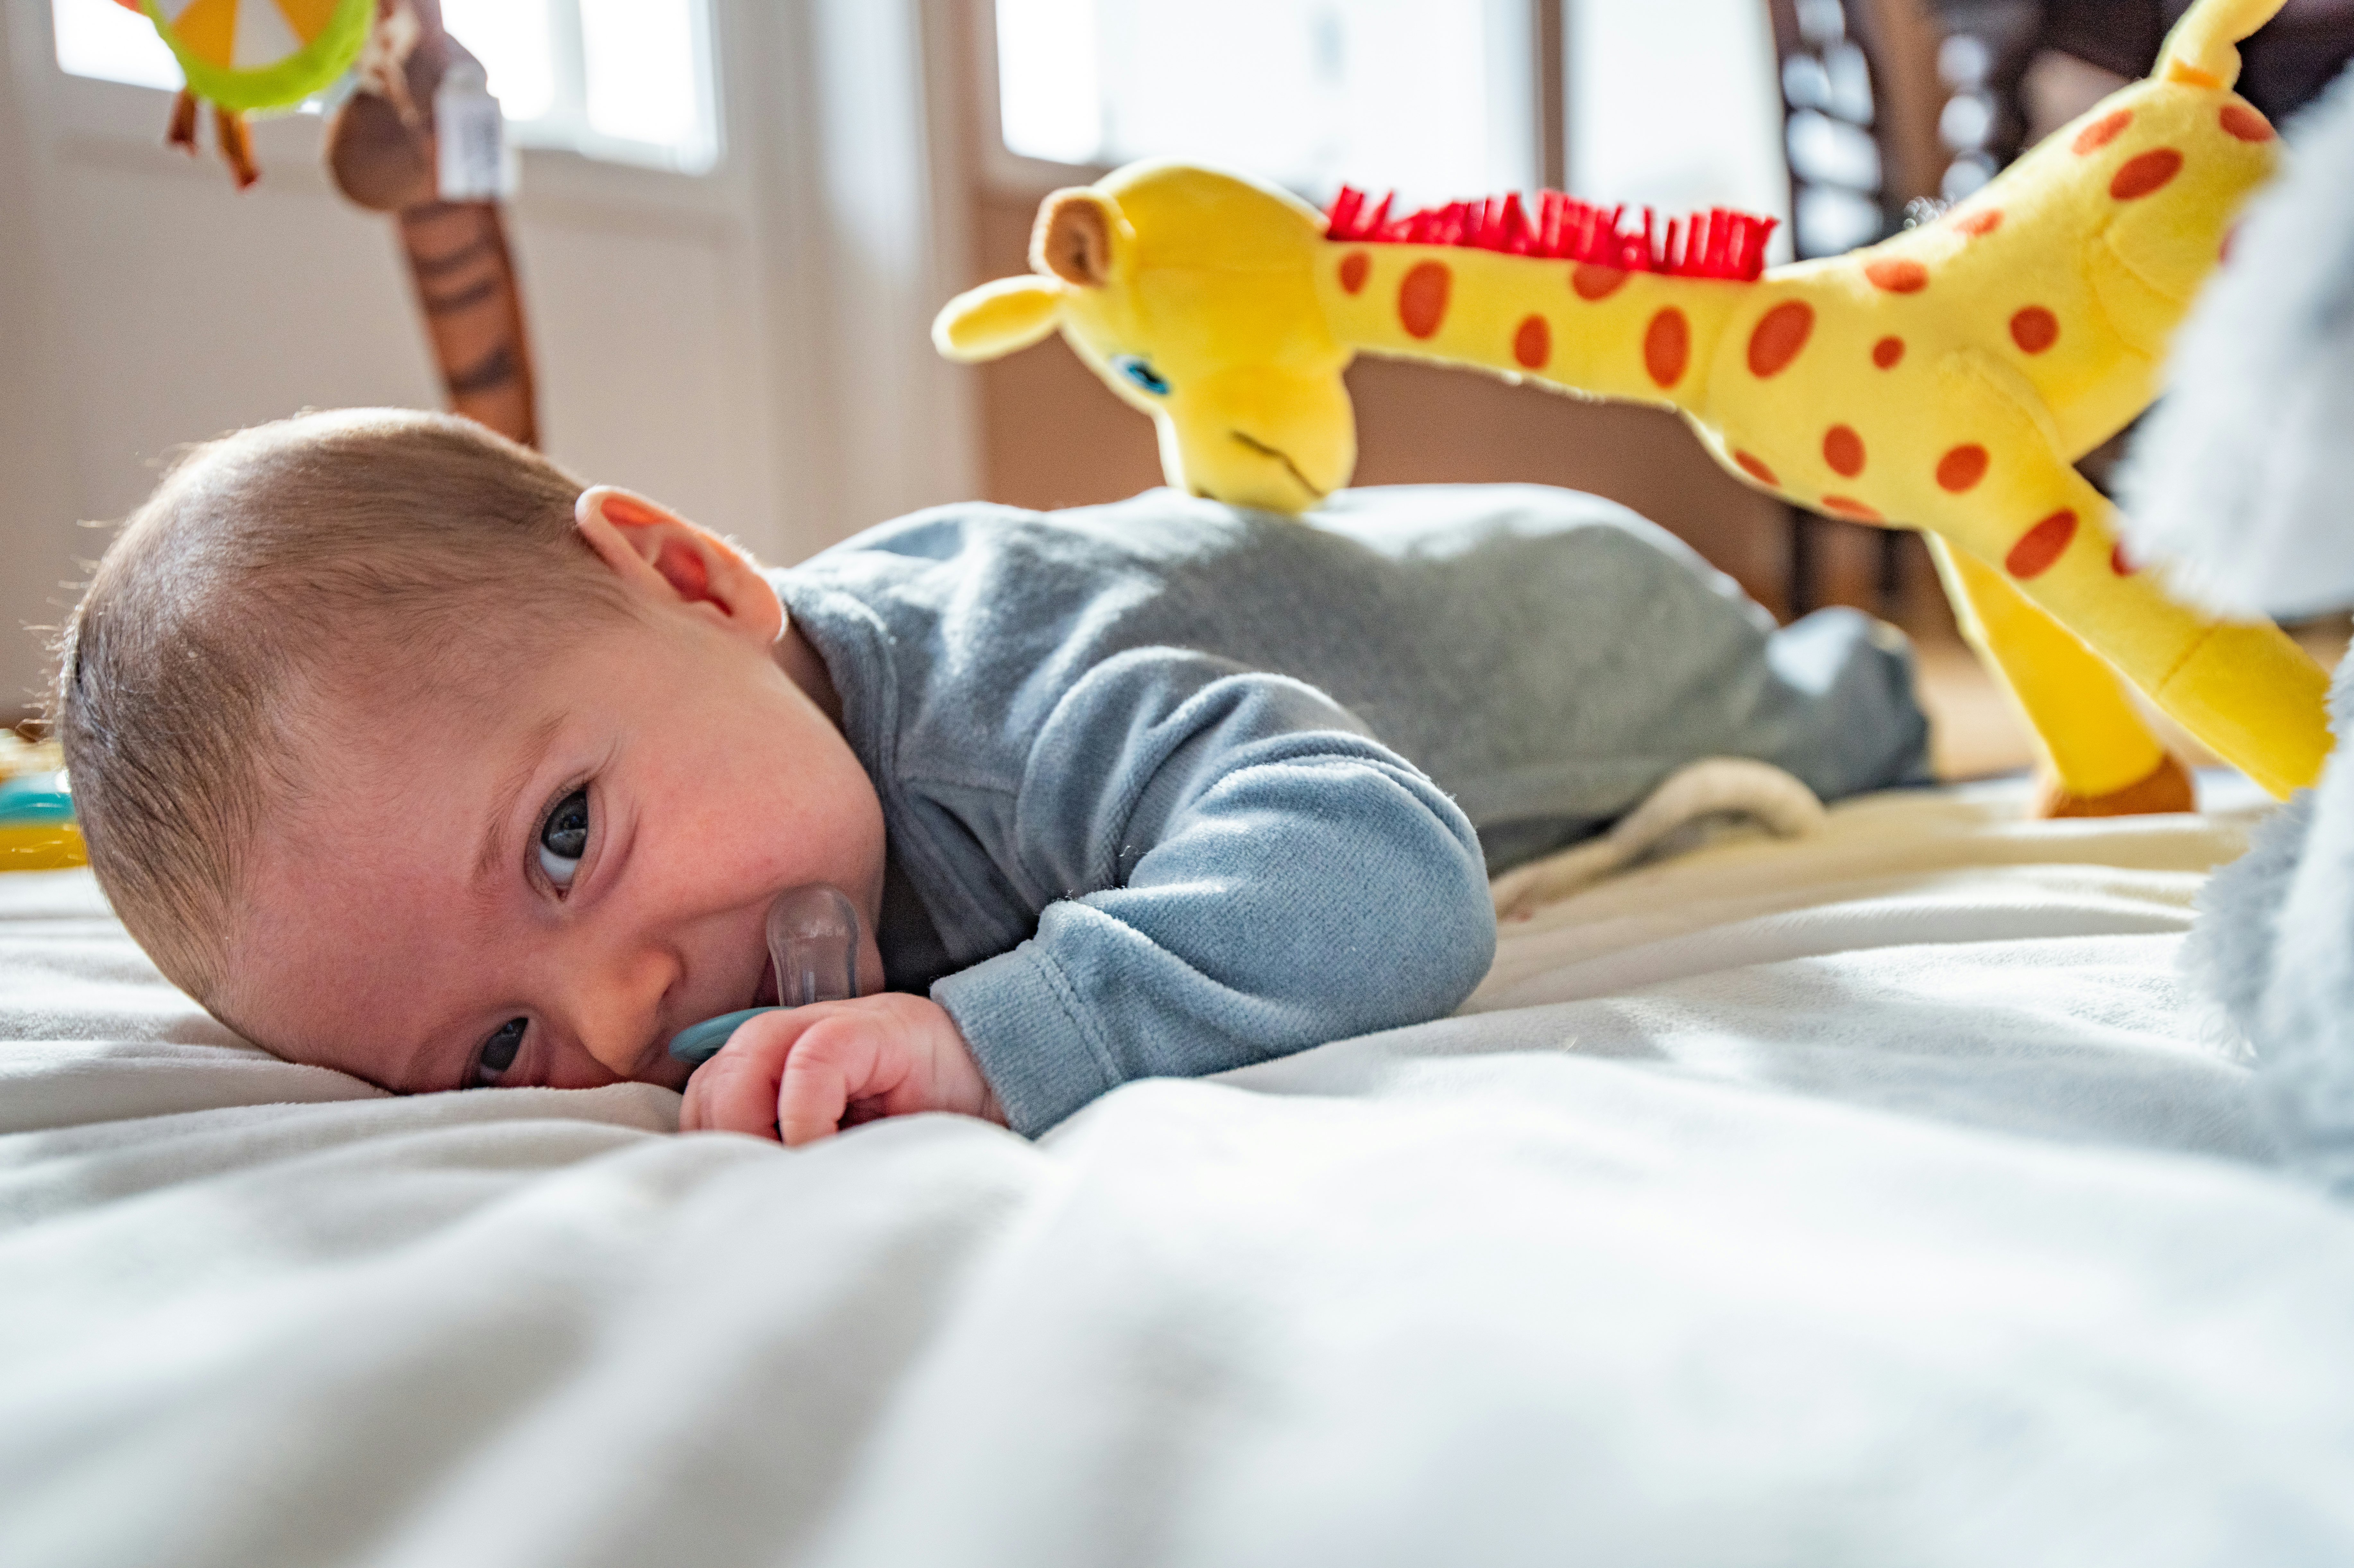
xmin=1031 ymin=188 xmax=1119 ymax=288
xmin=932 ymin=275 xmax=1068 ymax=362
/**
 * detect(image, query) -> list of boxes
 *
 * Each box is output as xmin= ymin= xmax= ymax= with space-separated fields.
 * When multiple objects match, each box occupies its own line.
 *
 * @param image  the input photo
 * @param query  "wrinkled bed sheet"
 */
xmin=4 ymin=781 xmax=2352 ymax=1568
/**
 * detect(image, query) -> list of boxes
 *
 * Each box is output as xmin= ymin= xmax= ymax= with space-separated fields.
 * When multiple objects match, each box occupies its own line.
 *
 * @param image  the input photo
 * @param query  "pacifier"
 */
xmin=666 ymin=883 xmax=863 ymax=1067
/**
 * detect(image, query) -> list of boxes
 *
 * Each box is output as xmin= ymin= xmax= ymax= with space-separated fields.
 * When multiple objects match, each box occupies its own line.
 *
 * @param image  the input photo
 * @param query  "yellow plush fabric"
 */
xmin=937 ymin=0 xmax=2327 ymax=801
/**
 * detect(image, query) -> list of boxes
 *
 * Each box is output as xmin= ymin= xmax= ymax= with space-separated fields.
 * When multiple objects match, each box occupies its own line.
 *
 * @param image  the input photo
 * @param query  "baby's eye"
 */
xmin=1113 ymin=355 xmax=1171 ymax=396
xmin=475 ymin=1017 xmax=527 ymax=1087
xmin=538 ymin=787 xmax=590 ymax=889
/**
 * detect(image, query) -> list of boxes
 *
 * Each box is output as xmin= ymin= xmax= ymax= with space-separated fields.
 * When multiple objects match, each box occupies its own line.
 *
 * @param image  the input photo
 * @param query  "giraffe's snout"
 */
xmin=1154 ymin=363 xmax=1354 ymax=515
xmin=1230 ymin=430 xmax=1327 ymax=502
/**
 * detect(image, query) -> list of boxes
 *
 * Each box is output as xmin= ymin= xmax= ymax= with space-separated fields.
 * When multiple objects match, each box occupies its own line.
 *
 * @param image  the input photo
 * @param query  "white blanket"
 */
xmin=5 ymin=782 xmax=2352 ymax=1567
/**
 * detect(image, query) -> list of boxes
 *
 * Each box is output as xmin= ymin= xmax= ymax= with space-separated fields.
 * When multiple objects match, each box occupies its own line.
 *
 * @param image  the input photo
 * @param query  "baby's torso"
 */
xmin=774 ymin=485 xmax=1925 ymax=975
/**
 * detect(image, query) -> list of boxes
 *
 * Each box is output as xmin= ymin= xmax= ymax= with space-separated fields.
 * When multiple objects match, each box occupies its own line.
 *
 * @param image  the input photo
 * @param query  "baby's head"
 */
xmin=56 ymin=409 xmax=885 ymax=1093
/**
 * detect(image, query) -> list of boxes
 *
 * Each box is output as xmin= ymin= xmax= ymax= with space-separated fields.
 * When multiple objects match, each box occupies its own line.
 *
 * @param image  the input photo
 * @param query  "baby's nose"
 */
xmin=570 ymin=948 xmax=677 ymax=1081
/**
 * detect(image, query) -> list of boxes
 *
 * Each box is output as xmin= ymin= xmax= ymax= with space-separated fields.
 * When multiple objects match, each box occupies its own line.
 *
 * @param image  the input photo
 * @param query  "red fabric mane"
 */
xmin=1323 ymin=186 xmax=1777 ymax=282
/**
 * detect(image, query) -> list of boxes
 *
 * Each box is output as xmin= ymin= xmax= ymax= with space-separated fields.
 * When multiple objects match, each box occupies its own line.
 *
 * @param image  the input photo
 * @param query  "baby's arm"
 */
xmin=934 ymin=649 xmax=1496 ymax=1136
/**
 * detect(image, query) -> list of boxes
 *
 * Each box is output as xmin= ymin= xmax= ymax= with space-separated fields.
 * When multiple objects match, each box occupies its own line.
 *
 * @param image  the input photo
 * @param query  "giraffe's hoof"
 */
xmin=2033 ymin=753 xmax=2197 ymax=819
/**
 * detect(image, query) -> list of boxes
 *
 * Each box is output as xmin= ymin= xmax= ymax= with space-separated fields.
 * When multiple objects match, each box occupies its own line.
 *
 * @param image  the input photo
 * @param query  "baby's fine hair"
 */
xmin=53 ymin=408 xmax=624 ymax=1006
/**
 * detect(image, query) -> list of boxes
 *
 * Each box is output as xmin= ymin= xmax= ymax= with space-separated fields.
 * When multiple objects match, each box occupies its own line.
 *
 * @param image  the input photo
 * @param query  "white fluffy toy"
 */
xmin=2119 ymin=63 xmax=2354 ymax=1194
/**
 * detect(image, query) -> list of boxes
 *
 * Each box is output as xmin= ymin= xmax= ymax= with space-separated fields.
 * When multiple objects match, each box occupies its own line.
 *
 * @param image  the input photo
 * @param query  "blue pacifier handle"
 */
xmin=668 ymin=1007 xmax=782 ymax=1067
xmin=666 ymin=883 xmax=862 ymax=1069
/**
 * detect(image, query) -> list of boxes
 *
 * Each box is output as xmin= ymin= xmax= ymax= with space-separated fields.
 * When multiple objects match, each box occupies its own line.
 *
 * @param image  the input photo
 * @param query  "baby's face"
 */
xmin=219 ymin=494 xmax=887 ymax=1095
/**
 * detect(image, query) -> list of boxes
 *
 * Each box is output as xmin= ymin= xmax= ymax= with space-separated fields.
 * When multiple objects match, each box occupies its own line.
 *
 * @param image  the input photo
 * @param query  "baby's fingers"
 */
xmin=774 ymin=1023 xmax=889 ymax=1146
xmin=682 ymin=1020 xmax=803 ymax=1140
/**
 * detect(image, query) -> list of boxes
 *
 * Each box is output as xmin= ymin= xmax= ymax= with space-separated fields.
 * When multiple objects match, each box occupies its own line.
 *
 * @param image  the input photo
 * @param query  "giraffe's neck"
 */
xmin=1312 ymin=240 xmax=1749 ymax=414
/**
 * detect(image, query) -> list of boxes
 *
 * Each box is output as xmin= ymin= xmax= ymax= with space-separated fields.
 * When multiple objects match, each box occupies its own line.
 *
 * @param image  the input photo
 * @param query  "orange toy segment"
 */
xmin=275 ymin=0 xmax=342 ymax=44
xmin=168 ymin=0 xmax=239 ymax=70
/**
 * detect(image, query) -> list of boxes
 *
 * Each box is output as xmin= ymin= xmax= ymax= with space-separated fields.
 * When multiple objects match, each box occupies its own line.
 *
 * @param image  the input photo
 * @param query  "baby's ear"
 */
xmin=574 ymin=487 xmax=782 ymax=646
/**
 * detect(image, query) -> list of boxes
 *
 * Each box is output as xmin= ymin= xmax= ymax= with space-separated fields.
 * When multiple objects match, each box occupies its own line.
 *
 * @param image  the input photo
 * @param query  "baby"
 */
xmin=54 ymin=409 xmax=1929 ymax=1143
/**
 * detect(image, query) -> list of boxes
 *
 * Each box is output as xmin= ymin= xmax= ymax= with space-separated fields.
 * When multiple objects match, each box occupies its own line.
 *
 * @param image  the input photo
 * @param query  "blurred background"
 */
xmin=4 ymin=0 xmax=2350 ymax=770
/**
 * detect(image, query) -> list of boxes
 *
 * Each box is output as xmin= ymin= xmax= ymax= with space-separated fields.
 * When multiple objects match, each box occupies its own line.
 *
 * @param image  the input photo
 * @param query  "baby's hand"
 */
xmin=678 ymin=993 xmax=1005 ymax=1145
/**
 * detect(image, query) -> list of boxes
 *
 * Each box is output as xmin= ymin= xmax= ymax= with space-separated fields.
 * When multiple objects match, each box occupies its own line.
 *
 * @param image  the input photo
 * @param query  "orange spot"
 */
xmin=2010 ymin=306 xmax=2059 ymax=355
xmin=2006 ymin=510 xmax=2078 ymax=579
xmin=2073 ymin=109 xmax=2133 ymax=155
xmin=2220 ymin=103 xmax=2274 ymax=142
xmin=1864 ymin=257 xmax=1929 ymax=294
xmin=1338 ymin=251 xmax=1370 ymax=294
xmin=2221 ymin=223 xmax=2239 ymax=264
xmin=1513 ymin=314 xmax=1551 ymax=369
xmin=1644 ymin=307 xmax=1689 ymax=388
xmin=1936 ymin=444 xmax=1989 ymax=493
xmin=2111 ymin=543 xmax=2135 ymax=576
xmin=1872 ymin=336 xmax=1905 ymax=369
xmin=1747 ymin=301 xmax=1815 ymax=378
xmin=1735 ymin=450 xmax=1779 ymax=488
xmin=1821 ymin=495 xmax=1883 ymax=522
xmin=2110 ymin=148 xmax=2184 ymax=200
xmin=1399 ymin=262 xmax=1451 ymax=339
xmin=1572 ymin=263 xmax=1629 ymax=301
xmin=1823 ymin=425 xmax=1866 ymax=478
xmin=1955 ymin=209 xmax=2003 ymax=237
xmin=2166 ymin=61 xmax=2222 ymax=89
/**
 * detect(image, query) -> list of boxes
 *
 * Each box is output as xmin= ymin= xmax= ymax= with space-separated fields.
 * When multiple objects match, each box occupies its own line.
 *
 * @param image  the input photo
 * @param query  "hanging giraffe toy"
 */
xmin=936 ymin=0 xmax=2330 ymax=814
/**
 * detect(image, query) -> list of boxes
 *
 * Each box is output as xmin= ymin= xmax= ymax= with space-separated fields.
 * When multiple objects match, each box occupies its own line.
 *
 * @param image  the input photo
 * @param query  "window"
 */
xmin=48 ymin=0 xmax=718 ymax=175
xmin=990 ymin=0 xmax=1790 ymax=263
xmin=50 ymin=0 xmax=179 ymax=90
xmin=989 ymin=0 xmax=1539 ymax=208
xmin=1565 ymin=0 xmax=1791 ymax=263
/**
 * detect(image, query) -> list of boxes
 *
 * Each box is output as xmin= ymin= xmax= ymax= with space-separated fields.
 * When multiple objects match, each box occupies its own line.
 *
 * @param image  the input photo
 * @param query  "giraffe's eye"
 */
xmin=1113 ymin=355 xmax=1171 ymax=396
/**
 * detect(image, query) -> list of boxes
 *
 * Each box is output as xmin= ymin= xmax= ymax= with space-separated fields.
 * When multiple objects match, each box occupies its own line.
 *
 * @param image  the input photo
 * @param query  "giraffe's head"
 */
xmin=933 ymin=161 xmax=1355 ymax=515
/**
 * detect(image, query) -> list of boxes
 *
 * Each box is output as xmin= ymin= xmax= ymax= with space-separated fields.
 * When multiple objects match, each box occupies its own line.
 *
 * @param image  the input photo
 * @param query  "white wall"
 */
xmin=0 ymin=0 xmax=977 ymax=719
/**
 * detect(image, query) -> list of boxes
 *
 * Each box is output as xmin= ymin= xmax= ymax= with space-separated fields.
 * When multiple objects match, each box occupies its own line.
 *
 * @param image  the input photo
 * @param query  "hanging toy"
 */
xmin=113 ymin=0 xmax=373 ymax=188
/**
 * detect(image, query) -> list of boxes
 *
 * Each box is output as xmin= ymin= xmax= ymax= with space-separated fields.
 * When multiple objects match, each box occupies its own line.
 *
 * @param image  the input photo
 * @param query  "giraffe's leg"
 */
xmin=1927 ymin=535 xmax=2192 ymax=814
xmin=1918 ymin=357 xmax=2330 ymax=799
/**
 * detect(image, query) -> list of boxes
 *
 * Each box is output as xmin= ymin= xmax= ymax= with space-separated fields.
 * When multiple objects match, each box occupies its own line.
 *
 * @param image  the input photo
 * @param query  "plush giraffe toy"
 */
xmin=937 ymin=0 xmax=2331 ymax=812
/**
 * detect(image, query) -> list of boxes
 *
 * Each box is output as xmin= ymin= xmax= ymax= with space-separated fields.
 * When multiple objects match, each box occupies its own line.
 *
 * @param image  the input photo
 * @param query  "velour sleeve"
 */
xmin=930 ymin=648 xmax=1496 ymax=1136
